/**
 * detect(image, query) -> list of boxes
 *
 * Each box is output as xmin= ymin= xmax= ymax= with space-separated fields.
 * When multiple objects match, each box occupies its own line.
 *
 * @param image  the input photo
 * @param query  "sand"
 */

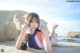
xmin=0 ymin=40 xmax=80 ymax=53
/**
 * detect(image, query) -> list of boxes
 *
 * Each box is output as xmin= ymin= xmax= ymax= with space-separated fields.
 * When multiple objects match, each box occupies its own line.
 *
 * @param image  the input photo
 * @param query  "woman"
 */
xmin=15 ymin=12 xmax=58 ymax=53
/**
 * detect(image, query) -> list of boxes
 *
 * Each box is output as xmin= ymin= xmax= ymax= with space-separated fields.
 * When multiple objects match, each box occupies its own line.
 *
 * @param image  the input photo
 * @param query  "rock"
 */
xmin=13 ymin=14 xmax=26 ymax=35
xmin=4 ymin=21 xmax=18 ymax=41
xmin=65 ymin=31 xmax=80 ymax=38
xmin=0 ymin=24 xmax=5 ymax=41
xmin=0 ymin=10 xmax=27 ymax=24
xmin=0 ymin=10 xmax=27 ymax=41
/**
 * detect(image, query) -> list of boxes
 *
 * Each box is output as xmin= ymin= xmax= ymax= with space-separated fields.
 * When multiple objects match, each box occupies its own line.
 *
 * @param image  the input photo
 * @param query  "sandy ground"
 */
xmin=0 ymin=40 xmax=80 ymax=53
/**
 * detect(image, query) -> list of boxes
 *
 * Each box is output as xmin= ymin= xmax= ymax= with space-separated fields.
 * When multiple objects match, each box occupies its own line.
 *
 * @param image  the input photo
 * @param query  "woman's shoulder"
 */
xmin=37 ymin=28 xmax=41 ymax=32
xmin=38 ymin=26 xmax=49 ymax=34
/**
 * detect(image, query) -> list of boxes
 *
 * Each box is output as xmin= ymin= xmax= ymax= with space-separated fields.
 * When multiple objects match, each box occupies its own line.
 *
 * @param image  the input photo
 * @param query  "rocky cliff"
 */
xmin=65 ymin=31 xmax=80 ymax=38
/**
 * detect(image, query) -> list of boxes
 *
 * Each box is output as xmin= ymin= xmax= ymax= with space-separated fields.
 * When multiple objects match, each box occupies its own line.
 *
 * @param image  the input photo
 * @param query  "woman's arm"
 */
xmin=15 ymin=24 xmax=27 ymax=49
xmin=41 ymin=27 xmax=52 ymax=53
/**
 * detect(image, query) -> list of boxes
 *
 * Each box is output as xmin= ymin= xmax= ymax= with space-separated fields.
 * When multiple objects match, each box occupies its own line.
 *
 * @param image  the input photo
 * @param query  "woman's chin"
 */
xmin=32 ymin=28 xmax=36 ymax=31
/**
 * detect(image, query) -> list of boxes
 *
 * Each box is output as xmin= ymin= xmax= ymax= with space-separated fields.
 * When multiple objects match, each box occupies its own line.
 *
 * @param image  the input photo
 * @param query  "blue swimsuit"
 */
xmin=26 ymin=29 xmax=44 ymax=49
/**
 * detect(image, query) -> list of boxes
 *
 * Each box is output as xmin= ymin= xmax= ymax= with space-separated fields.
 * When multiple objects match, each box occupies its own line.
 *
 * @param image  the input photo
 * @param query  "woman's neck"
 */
xmin=30 ymin=29 xmax=35 ymax=35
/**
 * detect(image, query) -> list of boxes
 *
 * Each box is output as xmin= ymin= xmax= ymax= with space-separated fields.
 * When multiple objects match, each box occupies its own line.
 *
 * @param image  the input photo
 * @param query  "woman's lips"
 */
xmin=32 ymin=27 xmax=36 ymax=29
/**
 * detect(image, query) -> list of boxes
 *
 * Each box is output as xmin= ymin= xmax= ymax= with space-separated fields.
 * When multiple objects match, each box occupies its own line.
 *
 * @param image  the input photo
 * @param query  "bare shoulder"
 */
xmin=41 ymin=26 xmax=48 ymax=33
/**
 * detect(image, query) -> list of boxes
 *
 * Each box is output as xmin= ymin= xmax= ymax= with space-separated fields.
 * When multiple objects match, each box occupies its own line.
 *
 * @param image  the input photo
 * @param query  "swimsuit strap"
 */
xmin=28 ymin=28 xmax=41 ymax=38
xmin=32 ymin=28 xmax=38 ymax=37
xmin=32 ymin=28 xmax=41 ymax=37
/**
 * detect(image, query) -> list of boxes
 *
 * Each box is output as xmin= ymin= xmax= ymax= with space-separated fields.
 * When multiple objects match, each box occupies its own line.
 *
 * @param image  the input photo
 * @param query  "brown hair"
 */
xmin=25 ymin=13 xmax=40 ymax=27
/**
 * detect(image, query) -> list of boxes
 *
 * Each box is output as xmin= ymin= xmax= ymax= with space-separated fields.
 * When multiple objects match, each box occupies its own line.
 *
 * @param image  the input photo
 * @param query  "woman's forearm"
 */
xmin=15 ymin=24 xmax=27 ymax=49
xmin=41 ymin=28 xmax=52 ymax=53
xmin=43 ymin=33 xmax=52 ymax=53
xmin=15 ymin=31 xmax=26 ymax=49
xmin=15 ymin=35 xmax=23 ymax=49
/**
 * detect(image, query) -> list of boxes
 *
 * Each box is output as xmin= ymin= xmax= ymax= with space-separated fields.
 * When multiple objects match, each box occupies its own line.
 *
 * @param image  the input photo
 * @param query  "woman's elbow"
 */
xmin=45 ymin=46 xmax=52 ymax=53
xmin=48 ymin=47 xmax=52 ymax=53
xmin=15 ymin=44 xmax=21 ymax=49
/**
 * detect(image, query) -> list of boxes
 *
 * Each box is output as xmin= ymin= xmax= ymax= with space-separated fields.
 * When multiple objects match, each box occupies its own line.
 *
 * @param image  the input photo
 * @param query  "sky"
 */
xmin=0 ymin=0 xmax=80 ymax=36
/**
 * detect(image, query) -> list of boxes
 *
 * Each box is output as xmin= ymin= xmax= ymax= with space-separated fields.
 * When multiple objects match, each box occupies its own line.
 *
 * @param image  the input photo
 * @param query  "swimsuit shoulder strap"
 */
xmin=32 ymin=28 xmax=41 ymax=37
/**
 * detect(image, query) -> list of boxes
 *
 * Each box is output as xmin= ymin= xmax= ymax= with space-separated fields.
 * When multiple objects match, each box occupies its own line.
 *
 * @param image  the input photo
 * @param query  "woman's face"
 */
xmin=29 ymin=18 xmax=38 ymax=31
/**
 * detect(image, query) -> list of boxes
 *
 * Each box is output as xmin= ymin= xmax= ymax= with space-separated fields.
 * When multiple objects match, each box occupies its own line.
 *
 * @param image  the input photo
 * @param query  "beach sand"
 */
xmin=0 ymin=40 xmax=80 ymax=53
